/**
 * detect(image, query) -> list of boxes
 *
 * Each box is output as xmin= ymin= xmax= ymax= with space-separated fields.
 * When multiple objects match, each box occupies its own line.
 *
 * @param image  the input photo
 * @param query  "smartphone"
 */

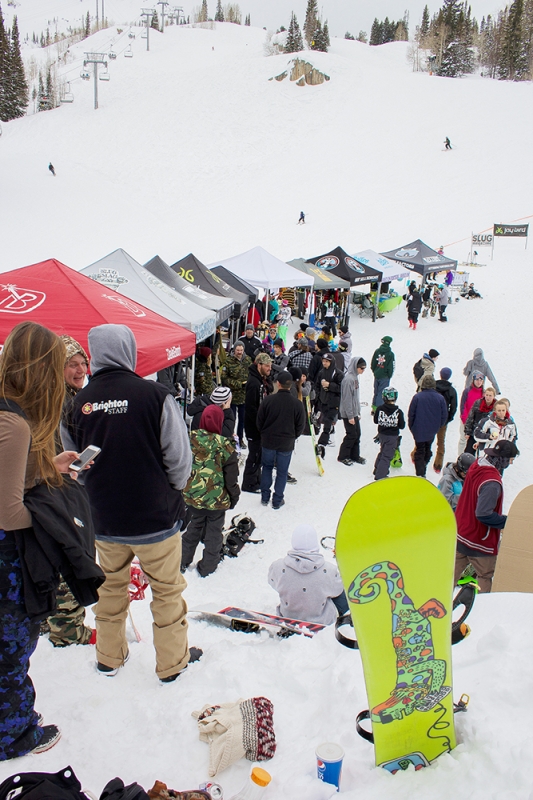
xmin=69 ymin=445 xmax=101 ymax=472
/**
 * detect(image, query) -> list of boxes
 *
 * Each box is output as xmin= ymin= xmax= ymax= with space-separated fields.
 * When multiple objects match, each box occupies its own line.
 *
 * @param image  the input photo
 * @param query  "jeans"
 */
xmin=372 ymin=377 xmax=390 ymax=409
xmin=231 ymin=403 xmax=245 ymax=441
xmin=261 ymin=448 xmax=293 ymax=508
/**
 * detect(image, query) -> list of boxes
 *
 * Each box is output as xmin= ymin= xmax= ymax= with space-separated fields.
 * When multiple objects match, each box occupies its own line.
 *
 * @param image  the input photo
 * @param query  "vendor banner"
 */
xmin=493 ymin=224 xmax=529 ymax=237
xmin=472 ymin=233 xmax=493 ymax=247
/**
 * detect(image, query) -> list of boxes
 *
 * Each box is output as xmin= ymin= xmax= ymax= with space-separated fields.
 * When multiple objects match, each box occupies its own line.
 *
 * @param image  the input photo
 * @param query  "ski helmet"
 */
xmin=457 ymin=453 xmax=476 ymax=474
xmin=382 ymin=387 xmax=398 ymax=402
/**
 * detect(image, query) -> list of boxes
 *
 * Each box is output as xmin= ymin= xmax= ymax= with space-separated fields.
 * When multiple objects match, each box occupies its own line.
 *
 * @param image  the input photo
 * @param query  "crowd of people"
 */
xmin=0 ymin=305 xmax=518 ymax=763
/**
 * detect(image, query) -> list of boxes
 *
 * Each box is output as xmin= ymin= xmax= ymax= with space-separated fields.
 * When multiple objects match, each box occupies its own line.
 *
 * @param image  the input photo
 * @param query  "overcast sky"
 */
xmin=239 ymin=1 xmax=503 ymax=39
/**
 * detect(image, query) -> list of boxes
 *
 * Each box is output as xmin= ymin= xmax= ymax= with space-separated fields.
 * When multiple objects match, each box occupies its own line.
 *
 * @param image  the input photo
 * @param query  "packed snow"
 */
xmin=0 ymin=12 xmax=532 ymax=799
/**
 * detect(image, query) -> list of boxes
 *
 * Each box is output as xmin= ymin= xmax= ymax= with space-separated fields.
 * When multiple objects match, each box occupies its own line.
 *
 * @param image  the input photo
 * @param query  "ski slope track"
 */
xmin=0 ymin=12 xmax=532 ymax=799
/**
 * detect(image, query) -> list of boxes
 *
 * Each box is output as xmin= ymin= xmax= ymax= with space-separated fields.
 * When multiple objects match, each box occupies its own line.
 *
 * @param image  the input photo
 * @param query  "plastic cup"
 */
xmin=316 ymin=742 xmax=344 ymax=791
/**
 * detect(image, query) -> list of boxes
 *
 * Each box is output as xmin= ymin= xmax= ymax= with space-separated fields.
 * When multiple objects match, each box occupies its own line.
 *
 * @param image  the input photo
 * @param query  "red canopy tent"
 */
xmin=0 ymin=259 xmax=196 ymax=376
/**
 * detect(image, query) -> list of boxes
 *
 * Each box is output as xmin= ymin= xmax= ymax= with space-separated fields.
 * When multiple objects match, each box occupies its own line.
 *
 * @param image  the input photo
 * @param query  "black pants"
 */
xmin=242 ymin=438 xmax=262 ymax=492
xmin=413 ymin=439 xmax=434 ymax=477
xmin=317 ymin=407 xmax=337 ymax=446
xmin=338 ymin=418 xmax=361 ymax=461
xmin=374 ymin=434 xmax=398 ymax=480
xmin=181 ymin=508 xmax=225 ymax=577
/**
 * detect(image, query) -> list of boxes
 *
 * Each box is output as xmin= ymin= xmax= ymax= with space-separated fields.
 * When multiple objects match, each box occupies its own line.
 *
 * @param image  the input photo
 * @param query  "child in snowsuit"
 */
xmin=438 ymin=452 xmax=476 ymax=511
xmin=373 ymin=387 xmax=405 ymax=480
xmin=181 ymin=405 xmax=240 ymax=577
xmin=268 ymin=524 xmax=347 ymax=624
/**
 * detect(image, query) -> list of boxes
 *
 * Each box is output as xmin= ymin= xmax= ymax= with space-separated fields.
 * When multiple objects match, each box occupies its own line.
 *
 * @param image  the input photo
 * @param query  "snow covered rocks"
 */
xmin=270 ymin=58 xmax=330 ymax=86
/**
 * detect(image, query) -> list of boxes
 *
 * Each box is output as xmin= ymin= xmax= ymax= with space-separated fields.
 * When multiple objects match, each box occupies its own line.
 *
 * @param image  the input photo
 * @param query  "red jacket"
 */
xmin=455 ymin=461 xmax=503 ymax=555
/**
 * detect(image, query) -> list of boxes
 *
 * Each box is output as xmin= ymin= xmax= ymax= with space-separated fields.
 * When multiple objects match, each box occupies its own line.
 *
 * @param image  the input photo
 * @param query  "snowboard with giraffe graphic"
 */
xmin=335 ymin=476 xmax=457 ymax=772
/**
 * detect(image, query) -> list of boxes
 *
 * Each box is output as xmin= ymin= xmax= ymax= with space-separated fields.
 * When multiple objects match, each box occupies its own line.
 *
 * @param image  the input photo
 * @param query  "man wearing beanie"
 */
xmin=414 ymin=348 xmax=440 ymax=391
xmin=433 ymin=367 xmax=458 ymax=473
xmin=63 ymin=324 xmax=199 ymax=682
xmin=242 ymin=353 xmax=273 ymax=493
xmin=45 ymin=335 xmax=95 ymax=648
xmin=370 ymin=335 xmax=395 ymax=412
xmin=238 ymin=325 xmax=263 ymax=360
xmin=181 ymin=405 xmax=240 ymax=577
xmin=408 ymin=374 xmax=448 ymax=477
xmin=257 ymin=371 xmax=305 ymax=509
xmin=268 ymin=524 xmax=347 ymax=624
xmin=221 ymin=342 xmax=252 ymax=448
xmin=454 ymin=440 xmax=518 ymax=592
xmin=187 ymin=385 xmax=235 ymax=437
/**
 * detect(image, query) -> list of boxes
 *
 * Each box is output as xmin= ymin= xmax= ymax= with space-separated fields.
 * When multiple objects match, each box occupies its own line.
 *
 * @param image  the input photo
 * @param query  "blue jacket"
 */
xmin=408 ymin=389 xmax=448 ymax=442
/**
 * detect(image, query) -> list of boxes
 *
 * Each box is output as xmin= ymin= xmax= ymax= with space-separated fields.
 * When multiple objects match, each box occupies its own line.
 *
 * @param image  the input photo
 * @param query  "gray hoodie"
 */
xmin=61 ymin=324 xmax=192 ymax=493
xmin=339 ymin=355 xmax=363 ymax=420
xmin=268 ymin=550 xmax=344 ymax=625
xmin=463 ymin=348 xmax=500 ymax=393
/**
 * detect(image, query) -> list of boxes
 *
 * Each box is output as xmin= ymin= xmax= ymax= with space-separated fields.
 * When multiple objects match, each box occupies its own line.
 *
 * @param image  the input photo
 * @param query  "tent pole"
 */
xmin=374 ymin=282 xmax=382 ymax=322
xmin=265 ymin=288 xmax=270 ymax=325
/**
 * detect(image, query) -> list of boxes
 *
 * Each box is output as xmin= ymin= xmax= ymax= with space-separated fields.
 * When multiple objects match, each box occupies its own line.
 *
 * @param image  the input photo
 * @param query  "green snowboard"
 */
xmin=335 ymin=476 xmax=457 ymax=773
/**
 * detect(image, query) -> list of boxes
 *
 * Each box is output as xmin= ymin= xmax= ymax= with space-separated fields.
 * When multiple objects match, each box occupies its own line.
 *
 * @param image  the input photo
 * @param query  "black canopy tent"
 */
xmin=210 ymin=265 xmax=258 ymax=304
xmin=380 ymin=239 xmax=457 ymax=279
xmin=306 ymin=245 xmax=383 ymax=286
xmin=144 ymin=255 xmax=233 ymax=326
xmin=170 ymin=253 xmax=248 ymax=317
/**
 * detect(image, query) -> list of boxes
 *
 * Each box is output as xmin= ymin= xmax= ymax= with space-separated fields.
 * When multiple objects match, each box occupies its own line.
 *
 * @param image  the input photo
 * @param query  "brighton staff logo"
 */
xmin=0 ymin=284 xmax=46 ymax=314
xmin=82 ymin=400 xmax=129 ymax=414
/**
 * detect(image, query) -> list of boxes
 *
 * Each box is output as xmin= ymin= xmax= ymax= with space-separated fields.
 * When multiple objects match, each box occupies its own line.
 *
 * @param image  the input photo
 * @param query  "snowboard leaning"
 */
xmin=189 ymin=607 xmax=325 ymax=638
xmin=335 ymin=477 xmax=457 ymax=772
xmin=492 ymin=484 xmax=533 ymax=593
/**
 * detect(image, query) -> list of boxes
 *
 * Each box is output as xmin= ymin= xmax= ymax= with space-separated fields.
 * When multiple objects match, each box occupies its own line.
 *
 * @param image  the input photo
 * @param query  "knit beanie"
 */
xmin=210 ymin=386 xmax=231 ymax=405
xmin=472 ymin=371 xmax=484 ymax=381
xmin=198 ymin=346 xmax=212 ymax=360
xmin=428 ymin=348 xmax=440 ymax=359
xmin=200 ymin=404 xmax=224 ymax=434
xmin=192 ymin=697 xmax=276 ymax=777
xmin=291 ymin=524 xmax=320 ymax=553
xmin=60 ymin=334 xmax=89 ymax=365
xmin=440 ymin=367 xmax=452 ymax=381
xmin=381 ymin=336 xmax=393 ymax=345
xmin=305 ymin=327 xmax=315 ymax=338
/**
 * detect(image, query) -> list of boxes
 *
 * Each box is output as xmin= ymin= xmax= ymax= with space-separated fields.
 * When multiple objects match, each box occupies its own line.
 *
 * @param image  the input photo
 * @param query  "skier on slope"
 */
xmin=444 ymin=137 xmax=452 ymax=150
xmin=298 ymin=211 xmax=305 ymax=224
xmin=48 ymin=162 xmax=56 ymax=176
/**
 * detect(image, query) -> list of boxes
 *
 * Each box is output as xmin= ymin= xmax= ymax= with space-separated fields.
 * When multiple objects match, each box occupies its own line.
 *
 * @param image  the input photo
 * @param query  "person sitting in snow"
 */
xmin=268 ymin=524 xmax=348 ymax=624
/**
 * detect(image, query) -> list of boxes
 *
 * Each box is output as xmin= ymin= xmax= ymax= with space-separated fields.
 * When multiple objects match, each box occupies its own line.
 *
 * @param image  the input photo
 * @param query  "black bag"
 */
xmin=221 ymin=514 xmax=263 ymax=558
xmin=413 ymin=359 xmax=424 ymax=381
xmin=0 ymin=767 xmax=88 ymax=800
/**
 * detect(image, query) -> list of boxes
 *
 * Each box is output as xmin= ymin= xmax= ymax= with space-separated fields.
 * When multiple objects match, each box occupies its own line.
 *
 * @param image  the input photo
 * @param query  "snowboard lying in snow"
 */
xmin=335 ymin=477 xmax=459 ymax=772
xmin=189 ymin=606 xmax=325 ymax=638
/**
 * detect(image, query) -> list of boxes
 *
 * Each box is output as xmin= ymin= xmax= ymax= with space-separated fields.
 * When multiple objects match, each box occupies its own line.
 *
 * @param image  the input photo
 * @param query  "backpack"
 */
xmin=221 ymin=514 xmax=263 ymax=558
xmin=413 ymin=359 xmax=424 ymax=381
xmin=0 ymin=767 xmax=88 ymax=800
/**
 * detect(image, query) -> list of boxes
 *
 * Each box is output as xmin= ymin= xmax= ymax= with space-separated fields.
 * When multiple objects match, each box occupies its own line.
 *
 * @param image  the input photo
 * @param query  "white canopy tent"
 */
xmin=208 ymin=246 xmax=314 ymax=290
xmin=82 ymin=248 xmax=216 ymax=342
xmin=351 ymin=249 xmax=411 ymax=283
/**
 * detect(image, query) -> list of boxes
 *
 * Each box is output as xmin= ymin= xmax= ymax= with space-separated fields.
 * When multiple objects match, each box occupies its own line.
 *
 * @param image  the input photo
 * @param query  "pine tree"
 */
xmin=200 ymin=0 xmax=208 ymax=22
xmin=285 ymin=12 xmax=303 ymax=53
xmin=151 ymin=10 xmax=159 ymax=30
xmin=498 ymin=0 xmax=527 ymax=79
xmin=37 ymin=70 xmax=47 ymax=111
xmin=323 ymin=20 xmax=330 ymax=49
xmin=84 ymin=11 xmax=90 ymax=38
xmin=7 ymin=16 xmax=27 ymax=119
xmin=215 ymin=0 xmax=224 ymax=22
xmin=420 ymin=5 xmax=430 ymax=43
xmin=345 ymin=31 xmax=355 ymax=40
xmin=245 ymin=13 xmax=250 ymax=26
xmin=0 ymin=5 xmax=8 ymax=122
xmin=370 ymin=18 xmax=382 ymax=45
xmin=303 ymin=0 xmax=318 ymax=46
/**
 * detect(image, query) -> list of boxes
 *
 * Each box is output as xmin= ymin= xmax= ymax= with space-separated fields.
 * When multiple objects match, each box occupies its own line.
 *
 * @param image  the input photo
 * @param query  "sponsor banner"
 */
xmin=493 ymin=224 xmax=529 ymax=237
xmin=0 ymin=284 xmax=47 ymax=314
xmin=472 ymin=233 xmax=493 ymax=247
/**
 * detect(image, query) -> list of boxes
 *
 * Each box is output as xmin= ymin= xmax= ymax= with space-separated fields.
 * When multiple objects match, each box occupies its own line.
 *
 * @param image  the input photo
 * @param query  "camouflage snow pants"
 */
xmin=0 ymin=530 xmax=43 ymax=760
xmin=47 ymin=580 xmax=92 ymax=647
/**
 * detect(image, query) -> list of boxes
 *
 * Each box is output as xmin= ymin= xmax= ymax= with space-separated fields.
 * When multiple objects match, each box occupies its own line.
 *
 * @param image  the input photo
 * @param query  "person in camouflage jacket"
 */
xmin=181 ymin=405 xmax=240 ymax=577
xmin=194 ymin=346 xmax=215 ymax=397
xmin=221 ymin=342 xmax=252 ymax=445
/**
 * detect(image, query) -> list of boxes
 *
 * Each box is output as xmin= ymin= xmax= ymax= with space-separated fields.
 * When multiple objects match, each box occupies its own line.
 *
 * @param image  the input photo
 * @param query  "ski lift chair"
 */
xmin=108 ymin=51 xmax=117 ymax=59
xmin=124 ymin=46 xmax=133 ymax=57
xmin=128 ymin=32 xmax=135 ymax=38
xmin=99 ymin=69 xmax=110 ymax=81
xmin=60 ymin=81 xmax=74 ymax=102
xmin=80 ymin=70 xmax=90 ymax=80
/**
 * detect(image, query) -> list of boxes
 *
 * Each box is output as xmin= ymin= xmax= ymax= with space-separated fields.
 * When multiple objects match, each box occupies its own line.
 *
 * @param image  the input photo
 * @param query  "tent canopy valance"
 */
xmin=380 ymin=239 xmax=457 ymax=278
xmin=210 ymin=265 xmax=258 ymax=304
xmin=0 ymin=259 xmax=196 ymax=376
xmin=350 ymin=249 xmax=410 ymax=284
xmin=287 ymin=258 xmax=351 ymax=290
xmin=306 ymin=246 xmax=382 ymax=286
xmin=144 ymin=255 xmax=233 ymax=326
xmin=208 ymin=246 xmax=314 ymax=290
xmin=82 ymin=248 xmax=216 ymax=342
xmin=170 ymin=253 xmax=247 ymax=316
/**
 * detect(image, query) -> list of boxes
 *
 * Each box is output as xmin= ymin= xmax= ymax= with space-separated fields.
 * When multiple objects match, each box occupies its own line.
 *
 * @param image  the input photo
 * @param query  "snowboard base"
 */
xmin=493 ymin=484 xmax=533 ymax=593
xmin=189 ymin=607 xmax=325 ymax=638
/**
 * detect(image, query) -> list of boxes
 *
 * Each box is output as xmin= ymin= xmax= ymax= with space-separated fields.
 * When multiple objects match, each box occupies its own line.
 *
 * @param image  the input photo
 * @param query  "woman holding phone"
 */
xmin=0 ymin=321 xmax=80 ymax=760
